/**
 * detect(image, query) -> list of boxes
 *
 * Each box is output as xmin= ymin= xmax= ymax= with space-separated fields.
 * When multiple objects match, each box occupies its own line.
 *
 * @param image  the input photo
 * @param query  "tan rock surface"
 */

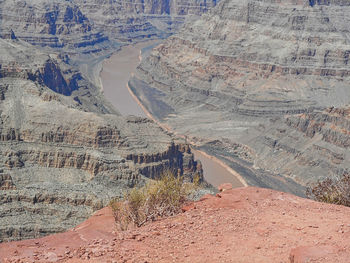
xmin=1 ymin=185 xmax=349 ymax=262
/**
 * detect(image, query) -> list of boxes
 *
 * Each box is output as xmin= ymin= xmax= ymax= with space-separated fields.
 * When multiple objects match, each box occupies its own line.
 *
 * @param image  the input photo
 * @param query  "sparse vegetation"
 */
xmin=306 ymin=173 xmax=350 ymax=207
xmin=110 ymin=171 xmax=200 ymax=230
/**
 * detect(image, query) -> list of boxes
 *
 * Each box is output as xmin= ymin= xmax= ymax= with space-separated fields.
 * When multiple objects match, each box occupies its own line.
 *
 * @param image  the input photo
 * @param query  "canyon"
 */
xmin=0 ymin=0 xmax=217 ymax=242
xmin=0 ymin=0 xmax=217 ymax=52
xmin=133 ymin=0 xmax=350 ymax=196
xmin=0 ymin=1 xmax=350 ymax=260
xmin=0 ymin=37 xmax=204 ymax=242
xmin=101 ymin=41 xmax=245 ymax=188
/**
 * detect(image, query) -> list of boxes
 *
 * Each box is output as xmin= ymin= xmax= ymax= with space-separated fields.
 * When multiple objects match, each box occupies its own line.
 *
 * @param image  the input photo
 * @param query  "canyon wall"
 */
xmin=133 ymin=0 xmax=350 ymax=195
xmin=0 ymin=0 xmax=217 ymax=51
xmin=0 ymin=0 xmax=110 ymax=53
xmin=74 ymin=0 xmax=217 ymax=42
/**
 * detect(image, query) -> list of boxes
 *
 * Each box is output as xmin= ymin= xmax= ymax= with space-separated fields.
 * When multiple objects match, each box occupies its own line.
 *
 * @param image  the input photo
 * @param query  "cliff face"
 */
xmin=0 ymin=38 xmax=203 ymax=242
xmin=72 ymin=0 xmax=217 ymax=44
xmin=286 ymin=107 xmax=350 ymax=149
xmin=133 ymin=0 xmax=350 ymax=194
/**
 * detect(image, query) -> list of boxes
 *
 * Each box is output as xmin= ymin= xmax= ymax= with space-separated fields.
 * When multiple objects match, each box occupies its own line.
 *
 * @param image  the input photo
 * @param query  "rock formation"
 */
xmin=1 ymin=185 xmax=350 ymax=262
xmin=132 ymin=0 xmax=350 ymax=195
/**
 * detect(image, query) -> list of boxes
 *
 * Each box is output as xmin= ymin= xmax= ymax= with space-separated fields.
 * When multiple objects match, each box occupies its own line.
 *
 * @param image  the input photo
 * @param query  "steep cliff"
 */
xmin=133 ymin=0 xmax=350 ymax=194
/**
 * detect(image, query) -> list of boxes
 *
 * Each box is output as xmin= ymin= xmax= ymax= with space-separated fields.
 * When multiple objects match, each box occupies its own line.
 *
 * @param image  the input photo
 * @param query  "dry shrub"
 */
xmin=306 ymin=173 xmax=350 ymax=207
xmin=110 ymin=171 xmax=198 ymax=230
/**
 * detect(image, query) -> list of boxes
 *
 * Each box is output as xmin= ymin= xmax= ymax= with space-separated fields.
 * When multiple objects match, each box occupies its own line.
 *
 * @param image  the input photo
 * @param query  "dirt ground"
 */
xmin=1 ymin=185 xmax=350 ymax=263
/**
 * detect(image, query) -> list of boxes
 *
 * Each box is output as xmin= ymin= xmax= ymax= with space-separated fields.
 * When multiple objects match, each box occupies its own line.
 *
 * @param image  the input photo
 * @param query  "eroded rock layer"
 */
xmin=0 ymin=38 xmax=203 ymax=242
xmin=133 ymin=0 xmax=350 ymax=194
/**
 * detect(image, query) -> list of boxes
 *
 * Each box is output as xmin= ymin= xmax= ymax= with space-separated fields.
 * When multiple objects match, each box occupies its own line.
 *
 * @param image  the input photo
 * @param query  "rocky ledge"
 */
xmin=1 ymin=185 xmax=349 ymax=262
xmin=132 ymin=0 xmax=350 ymax=194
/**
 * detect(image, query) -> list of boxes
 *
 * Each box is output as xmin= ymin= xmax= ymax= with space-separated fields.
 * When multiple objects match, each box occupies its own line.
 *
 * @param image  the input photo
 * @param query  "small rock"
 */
xmin=182 ymin=203 xmax=196 ymax=212
xmin=218 ymin=183 xmax=233 ymax=192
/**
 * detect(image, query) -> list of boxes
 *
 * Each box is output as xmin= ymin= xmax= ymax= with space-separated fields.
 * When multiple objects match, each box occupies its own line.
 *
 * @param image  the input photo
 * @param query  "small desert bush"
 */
xmin=306 ymin=173 xmax=350 ymax=207
xmin=110 ymin=171 xmax=199 ymax=230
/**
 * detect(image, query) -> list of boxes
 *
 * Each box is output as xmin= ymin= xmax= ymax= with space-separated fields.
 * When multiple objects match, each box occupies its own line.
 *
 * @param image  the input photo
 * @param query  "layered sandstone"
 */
xmin=133 ymin=0 xmax=350 ymax=195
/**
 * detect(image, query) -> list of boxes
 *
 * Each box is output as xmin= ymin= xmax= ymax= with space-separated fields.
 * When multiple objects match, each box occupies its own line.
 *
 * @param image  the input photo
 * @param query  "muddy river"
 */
xmin=101 ymin=41 xmax=245 ymax=188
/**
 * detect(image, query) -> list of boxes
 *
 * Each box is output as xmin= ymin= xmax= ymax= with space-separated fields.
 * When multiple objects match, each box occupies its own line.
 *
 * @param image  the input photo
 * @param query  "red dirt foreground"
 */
xmin=1 ymin=185 xmax=350 ymax=263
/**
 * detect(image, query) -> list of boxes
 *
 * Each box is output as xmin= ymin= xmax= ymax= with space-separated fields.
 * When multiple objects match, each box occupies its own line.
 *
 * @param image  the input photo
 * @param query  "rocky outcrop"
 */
xmin=133 ymin=0 xmax=350 ymax=194
xmin=114 ymin=0 xmax=216 ymax=15
xmin=1 ymin=57 xmax=80 ymax=96
xmin=0 ymin=38 xmax=203 ymax=242
xmin=286 ymin=107 xmax=350 ymax=148
xmin=249 ymin=106 xmax=349 ymax=187
xmin=1 ymin=185 xmax=350 ymax=262
xmin=0 ymin=170 xmax=16 ymax=190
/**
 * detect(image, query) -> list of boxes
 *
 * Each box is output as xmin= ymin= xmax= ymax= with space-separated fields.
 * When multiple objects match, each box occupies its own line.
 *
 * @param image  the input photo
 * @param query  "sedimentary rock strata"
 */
xmin=0 ymin=0 xmax=217 ymax=53
xmin=67 ymin=0 xmax=217 ymax=43
xmin=0 ymin=0 xmax=110 ymax=52
xmin=133 ymin=0 xmax=350 ymax=194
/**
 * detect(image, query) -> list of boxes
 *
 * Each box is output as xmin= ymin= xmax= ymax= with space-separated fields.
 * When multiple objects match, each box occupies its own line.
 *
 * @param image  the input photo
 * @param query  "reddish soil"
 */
xmin=1 ymin=185 xmax=350 ymax=263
